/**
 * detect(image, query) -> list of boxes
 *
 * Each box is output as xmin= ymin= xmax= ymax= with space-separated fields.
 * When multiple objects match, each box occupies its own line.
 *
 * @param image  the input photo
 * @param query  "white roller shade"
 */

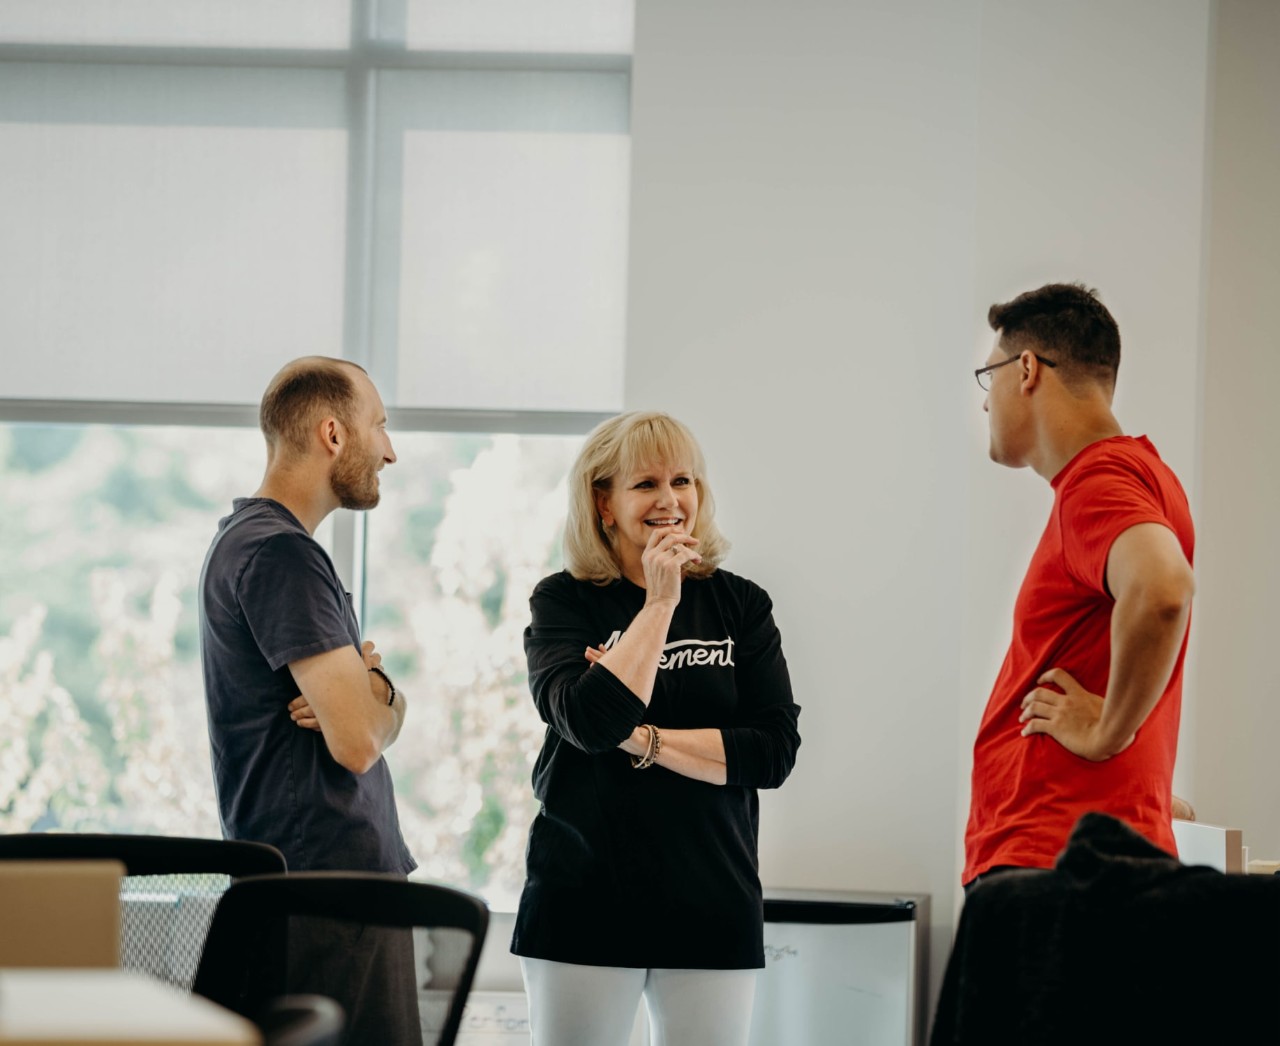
xmin=372 ymin=70 xmax=629 ymax=411
xmin=0 ymin=0 xmax=351 ymax=49
xmin=0 ymin=64 xmax=349 ymax=405
xmin=398 ymin=0 xmax=633 ymax=54
xmin=0 ymin=43 xmax=631 ymax=414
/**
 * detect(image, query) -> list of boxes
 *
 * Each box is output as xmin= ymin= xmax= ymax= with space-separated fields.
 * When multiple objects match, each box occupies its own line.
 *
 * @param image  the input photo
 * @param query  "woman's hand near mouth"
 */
xmin=641 ymin=525 xmax=700 ymax=605
xmin=580 ymin=524 xmax=699 ymax=708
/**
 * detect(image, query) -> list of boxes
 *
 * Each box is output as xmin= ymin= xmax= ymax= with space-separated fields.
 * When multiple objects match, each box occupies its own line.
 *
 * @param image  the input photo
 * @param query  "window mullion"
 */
xmin=329 ymin=510 xmax=365 ymax=621
xmin=342 ymin=0 xmax=380 ymax=376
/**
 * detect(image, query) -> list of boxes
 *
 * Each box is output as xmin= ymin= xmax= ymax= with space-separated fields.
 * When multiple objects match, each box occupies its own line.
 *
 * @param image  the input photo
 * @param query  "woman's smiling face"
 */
xmin=596 ymin=460 xmax=699 ymax=576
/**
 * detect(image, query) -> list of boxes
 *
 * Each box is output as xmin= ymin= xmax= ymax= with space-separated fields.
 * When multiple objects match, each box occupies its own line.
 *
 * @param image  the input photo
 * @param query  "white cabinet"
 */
xmin=752 ymin=889 xmax=928 ymax=1046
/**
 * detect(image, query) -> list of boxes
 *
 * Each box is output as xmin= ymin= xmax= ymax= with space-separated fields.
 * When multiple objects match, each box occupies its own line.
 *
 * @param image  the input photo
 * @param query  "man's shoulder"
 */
xmin=1060 ymin=436 xmax=1182 ymax=494
xmin=1089 ymin=433 xmax=1173 ymax=466
xmin=203 ymin=499 xmax=326 ymax=590
xmin=1052 ymin=436 xmax=1193 ymax=554
xmin=222 ymin=496 xmax=305 ymax=535
xmin=210 ymin=499 xmax=309 ymax=556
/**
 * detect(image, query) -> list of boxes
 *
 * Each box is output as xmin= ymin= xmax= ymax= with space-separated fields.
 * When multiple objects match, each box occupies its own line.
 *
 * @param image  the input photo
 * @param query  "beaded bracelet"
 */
xmin=631 ymin=724 xmax=662 ymax=769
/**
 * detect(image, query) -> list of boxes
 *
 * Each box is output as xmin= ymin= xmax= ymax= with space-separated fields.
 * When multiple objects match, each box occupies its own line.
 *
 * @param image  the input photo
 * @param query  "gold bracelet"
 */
xmin=630 ymin=724 xmax=658 ymax=769
xmin=629 ymin=726 xmax=649 ymax=768
xmin=635 ymin=724 xmax=655 ymax=768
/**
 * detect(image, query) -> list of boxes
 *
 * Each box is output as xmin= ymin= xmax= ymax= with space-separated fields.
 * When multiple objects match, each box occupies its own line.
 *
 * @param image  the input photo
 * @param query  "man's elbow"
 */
xmin=328 ymin=737 xmax=381 ymax=775
xmin=1124 ymin=556 xmax=1194 ymax=622
xmin=1149 ymin=566 xmax=1195 ymax=623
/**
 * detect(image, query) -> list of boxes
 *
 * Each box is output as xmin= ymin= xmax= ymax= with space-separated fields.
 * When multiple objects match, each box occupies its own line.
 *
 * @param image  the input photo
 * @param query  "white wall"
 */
xmin=627 ymin=0 xmax=1214 ymax=1013
xmin=1193 ymin=0 xmax=1280 ymax=857
xmin=962 ymin=0 xmax=1212 ymax=870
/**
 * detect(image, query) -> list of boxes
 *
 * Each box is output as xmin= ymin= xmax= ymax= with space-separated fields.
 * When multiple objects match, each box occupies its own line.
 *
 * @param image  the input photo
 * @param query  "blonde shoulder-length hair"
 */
xmin=564 ymin=411 xmax=730 ymax=584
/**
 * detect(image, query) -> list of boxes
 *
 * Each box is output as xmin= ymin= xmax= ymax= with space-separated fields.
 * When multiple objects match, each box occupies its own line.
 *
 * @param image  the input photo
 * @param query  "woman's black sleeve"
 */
xmin=721 ymin=584 xmax=801 ymax=789
xmin=523 ymin=580 xmax=647 ymax=754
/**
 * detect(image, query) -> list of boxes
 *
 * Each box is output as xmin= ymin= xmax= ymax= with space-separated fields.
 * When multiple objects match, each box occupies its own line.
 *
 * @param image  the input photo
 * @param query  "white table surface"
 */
xmin=0 ymin=969 xmax=260 ymax=1045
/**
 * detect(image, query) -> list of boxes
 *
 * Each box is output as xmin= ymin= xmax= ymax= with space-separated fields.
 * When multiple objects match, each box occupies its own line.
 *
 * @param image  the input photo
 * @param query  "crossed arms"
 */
xmin=530 ymin=588 xmax=800 ymax=790
xmin=287 ymin=640 xmax=406 ymax=775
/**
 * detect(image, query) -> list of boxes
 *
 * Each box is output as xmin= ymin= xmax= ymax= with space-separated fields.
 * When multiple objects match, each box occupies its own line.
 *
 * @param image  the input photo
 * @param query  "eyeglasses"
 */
xmin=974 ymin=354 xmax=1056 ymax=391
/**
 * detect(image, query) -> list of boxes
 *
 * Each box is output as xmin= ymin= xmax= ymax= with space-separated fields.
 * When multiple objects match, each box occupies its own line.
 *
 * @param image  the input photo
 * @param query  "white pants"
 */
xmin=520 ymin=957 xmax=758 ymax=1046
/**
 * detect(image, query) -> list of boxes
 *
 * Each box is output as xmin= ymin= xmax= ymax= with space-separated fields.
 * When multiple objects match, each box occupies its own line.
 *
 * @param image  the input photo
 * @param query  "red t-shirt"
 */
xmin=963 ymin=436 xmax=1195 ymax=884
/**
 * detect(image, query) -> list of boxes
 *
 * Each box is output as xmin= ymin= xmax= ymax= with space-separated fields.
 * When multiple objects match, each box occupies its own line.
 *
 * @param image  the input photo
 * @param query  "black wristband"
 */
xmin=368 ymin=665 xmax=397 ymax=707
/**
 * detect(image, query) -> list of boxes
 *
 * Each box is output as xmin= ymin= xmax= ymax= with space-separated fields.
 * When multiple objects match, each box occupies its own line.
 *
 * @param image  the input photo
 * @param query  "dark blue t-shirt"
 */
xmin=199 ymin=498 xmax=414 ymax=874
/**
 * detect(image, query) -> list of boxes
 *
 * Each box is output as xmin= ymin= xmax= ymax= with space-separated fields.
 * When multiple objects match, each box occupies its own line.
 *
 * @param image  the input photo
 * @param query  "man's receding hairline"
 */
xmin=274 ymin=355 xmax=367 ymax=382
xmin=271 ymin=358 xmax=373 ymax=414
xmin=260 ymin=357 xmax=373 ymax=454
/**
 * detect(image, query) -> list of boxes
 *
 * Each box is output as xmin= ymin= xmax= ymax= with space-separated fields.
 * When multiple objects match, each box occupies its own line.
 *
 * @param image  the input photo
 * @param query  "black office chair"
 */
xmin=261 ymin=994 xmax=345 ymax=1046
xmin=194 ymin=872 xmax=490 ymax=1046
xmin=0 ymin=832 xmax=286 ymax=988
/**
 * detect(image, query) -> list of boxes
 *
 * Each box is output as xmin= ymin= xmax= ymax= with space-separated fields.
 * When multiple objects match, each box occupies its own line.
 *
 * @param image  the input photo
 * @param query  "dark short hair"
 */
xmin=259 ymin=356 xmax=367 ymax=456
xmin=988 ymin=282 xmax=1120 ymax=388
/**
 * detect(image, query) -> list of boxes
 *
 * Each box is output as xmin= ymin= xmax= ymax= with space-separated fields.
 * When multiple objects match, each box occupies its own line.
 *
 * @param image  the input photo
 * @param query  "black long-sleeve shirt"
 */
xmin=511 ymin=568 xmax=801 ymax=969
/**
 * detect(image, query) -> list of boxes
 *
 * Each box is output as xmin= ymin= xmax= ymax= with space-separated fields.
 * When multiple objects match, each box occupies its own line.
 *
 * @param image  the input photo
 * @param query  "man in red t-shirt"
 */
xmin=963 ymin=282 xmax=1196 ymax=889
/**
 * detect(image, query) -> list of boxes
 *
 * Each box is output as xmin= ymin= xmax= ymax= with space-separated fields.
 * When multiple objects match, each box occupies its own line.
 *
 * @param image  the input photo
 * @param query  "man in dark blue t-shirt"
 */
xmin=199 ymin=355 xmax=418 ymax=1041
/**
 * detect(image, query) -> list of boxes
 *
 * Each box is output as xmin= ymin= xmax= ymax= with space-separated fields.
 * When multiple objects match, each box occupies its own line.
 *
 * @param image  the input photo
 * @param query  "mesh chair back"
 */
xmin=119 ymin=870 xmax=237 ymax=987
xmin=0 ymin=833 xmax=285 ymax=988
xmin=194 ymin=873 xmax=490 ymax=1046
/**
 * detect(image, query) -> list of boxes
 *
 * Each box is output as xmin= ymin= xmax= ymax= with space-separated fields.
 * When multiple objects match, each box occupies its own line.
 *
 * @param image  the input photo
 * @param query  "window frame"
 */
xmin=0 ymin=5 xmax=628 ymax=897
xmin=0 ymin=1 xmax=627 ymax=604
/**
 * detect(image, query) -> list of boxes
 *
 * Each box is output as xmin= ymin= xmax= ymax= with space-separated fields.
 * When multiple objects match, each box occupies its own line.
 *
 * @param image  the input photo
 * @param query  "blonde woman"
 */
xmin=512 ymin=411 xmax=802 ymax=1046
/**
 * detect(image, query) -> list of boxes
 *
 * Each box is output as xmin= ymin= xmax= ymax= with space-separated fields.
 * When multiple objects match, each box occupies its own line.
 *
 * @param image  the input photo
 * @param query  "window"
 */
xmin=0 ymin=423 xmax=266 ymax=839
xmin=0 ymin=3 xmax=631 ymax=906
xmin=0 ymin=423 xmax=580 ymax=906
xmin=365 ymin=432 xmax=583 ymax=906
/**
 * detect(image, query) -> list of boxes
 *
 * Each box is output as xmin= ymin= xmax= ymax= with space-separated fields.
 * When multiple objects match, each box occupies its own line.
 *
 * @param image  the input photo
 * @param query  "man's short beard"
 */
xmin=330 ymin=448 xmax=380 ymax=511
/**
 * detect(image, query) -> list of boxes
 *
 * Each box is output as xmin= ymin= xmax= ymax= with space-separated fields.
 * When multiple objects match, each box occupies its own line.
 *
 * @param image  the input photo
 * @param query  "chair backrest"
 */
xmin=0 ymin=833 xmax=286 ymax=988
xmin=194 ymin=873 xmax=490 ymax=1046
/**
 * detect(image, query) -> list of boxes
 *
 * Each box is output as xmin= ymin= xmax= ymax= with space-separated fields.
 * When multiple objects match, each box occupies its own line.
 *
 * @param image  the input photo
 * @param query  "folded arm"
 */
xmin=287 ymin=640 xmax=406 ymax=774
xmin=529 ymin=630 xmax=648 ymax=754
xmin=618 ymin=726 xmax=727 ymax=785
xmin=594 ymin=590 xmax=801 ymax=788
xmin=583 ymin=643 xmax=728 ymax=779
xmin=616 ymin=707 xmax=800 ymax=789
